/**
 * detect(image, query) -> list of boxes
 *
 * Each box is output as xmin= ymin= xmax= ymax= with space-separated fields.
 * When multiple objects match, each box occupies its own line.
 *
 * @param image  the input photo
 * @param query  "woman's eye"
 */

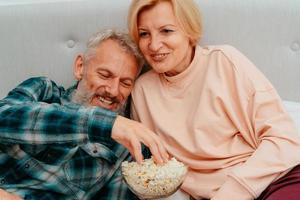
xmin=139 ymin=31 xmax=149 ymax=37
xmin=162 ymin=29 xmax=174 ymax=34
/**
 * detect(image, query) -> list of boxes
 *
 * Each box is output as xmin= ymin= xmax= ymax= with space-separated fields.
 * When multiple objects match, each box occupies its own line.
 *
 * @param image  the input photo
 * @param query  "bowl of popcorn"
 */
xmin=121 ymin=157 xmax=188 ymax=199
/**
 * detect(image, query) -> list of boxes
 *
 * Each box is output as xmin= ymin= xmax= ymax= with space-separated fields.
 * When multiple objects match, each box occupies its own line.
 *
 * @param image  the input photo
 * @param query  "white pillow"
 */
xmin=282 ymin=100 xmax=300 ymax=132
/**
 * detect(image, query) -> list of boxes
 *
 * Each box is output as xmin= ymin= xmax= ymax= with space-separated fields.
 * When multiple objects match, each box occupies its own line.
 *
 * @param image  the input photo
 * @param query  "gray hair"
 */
xmin=83 ymin=29 xmax=144 ymax=75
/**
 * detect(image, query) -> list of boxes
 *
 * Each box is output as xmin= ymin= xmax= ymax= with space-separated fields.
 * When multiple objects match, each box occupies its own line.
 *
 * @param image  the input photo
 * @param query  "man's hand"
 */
xmin=112 ymin=115 xmax=169 ymax=164
xmin=0 ymin=189 xmax=22 ymax=200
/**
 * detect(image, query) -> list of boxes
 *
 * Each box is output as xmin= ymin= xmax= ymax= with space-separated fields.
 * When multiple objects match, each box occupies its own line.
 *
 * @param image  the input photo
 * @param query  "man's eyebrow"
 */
xmin=97 ymin=68 xmax=113 ymax=75
xmin=98 ymin=68 xmax=135 ymax=82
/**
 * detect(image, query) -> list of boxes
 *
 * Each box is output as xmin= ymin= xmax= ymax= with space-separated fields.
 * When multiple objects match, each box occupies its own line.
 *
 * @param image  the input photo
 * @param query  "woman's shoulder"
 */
xmin=135 ymin=69 xmax=159 ymax=86
xmin=132 ymin=69 xmax=160 ymax=97
xmin=201 ymin=44 xmax=244 ymax=59
xmin=201 ymin=44 xmax=255 ymax=71
xmin=201 ymin=44 xmax=274 ymax=92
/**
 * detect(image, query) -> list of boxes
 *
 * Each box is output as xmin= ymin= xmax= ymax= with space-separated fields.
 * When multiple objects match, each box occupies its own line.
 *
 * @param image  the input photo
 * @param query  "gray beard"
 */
xmin=71 ymin=86 xmax=127 ymax=115
xmin=71 ymin=86 xmax=93 ymax=107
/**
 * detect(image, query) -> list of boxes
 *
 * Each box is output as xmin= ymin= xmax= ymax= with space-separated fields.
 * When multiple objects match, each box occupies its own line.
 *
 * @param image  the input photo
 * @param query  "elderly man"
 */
xmin=0 ymin=29 xmax=168 ymax=200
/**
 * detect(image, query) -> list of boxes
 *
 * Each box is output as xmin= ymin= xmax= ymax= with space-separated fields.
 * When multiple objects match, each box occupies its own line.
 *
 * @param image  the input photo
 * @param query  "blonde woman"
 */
xmin=128 ymin=0 xmax=300 ymax=199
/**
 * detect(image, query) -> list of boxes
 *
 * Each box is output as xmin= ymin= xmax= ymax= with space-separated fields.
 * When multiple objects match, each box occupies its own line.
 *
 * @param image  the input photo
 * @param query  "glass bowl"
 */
xmin=121 ymin=158 xmax=187 ymax=199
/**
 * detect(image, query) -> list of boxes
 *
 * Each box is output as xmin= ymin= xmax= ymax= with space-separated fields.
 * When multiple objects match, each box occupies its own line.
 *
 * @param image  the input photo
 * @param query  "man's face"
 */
xmin=73 ymin=39 xmax=139 ymax=112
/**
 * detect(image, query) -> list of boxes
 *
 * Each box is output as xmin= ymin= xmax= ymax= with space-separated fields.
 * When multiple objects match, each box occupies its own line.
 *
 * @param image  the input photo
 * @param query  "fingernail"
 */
xmin=159 ymin=158 xmax=164 ymax=164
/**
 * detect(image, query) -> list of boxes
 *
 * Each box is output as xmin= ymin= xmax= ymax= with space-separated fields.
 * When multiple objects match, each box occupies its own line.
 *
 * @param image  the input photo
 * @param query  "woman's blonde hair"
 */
xmin=128 ymin=0 xmax=203 ymax=46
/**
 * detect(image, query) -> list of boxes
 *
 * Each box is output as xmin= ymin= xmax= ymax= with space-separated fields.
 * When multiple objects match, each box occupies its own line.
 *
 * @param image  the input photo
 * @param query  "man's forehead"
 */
xmin=94 ymin=63 xmax=138 ymax=79
xmin=92 ymin=42 xmax=139 ymax=77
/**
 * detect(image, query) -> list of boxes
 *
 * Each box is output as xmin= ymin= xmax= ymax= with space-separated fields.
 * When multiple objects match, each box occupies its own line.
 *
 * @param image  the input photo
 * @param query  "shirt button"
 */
xmin=25 ymin=163 xmax=30 ymax=168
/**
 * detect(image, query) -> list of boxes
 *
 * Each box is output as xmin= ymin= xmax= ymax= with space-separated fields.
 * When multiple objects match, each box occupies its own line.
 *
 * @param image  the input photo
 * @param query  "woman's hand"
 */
xmin=0 ymin=189 xmax=23 ymax=200
xmin=112 ymin=115 xmax=169 ymax=164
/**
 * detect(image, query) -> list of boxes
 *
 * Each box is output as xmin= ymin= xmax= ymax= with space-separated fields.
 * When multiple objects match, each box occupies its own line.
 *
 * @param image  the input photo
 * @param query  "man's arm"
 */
xmin=0 ymin=77 xmax=115 ymax=145
xmin=0 ymin=77 xmax=169 ymax=163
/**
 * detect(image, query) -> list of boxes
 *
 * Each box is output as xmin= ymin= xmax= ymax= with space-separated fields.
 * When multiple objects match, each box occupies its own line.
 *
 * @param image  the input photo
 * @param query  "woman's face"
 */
xmin=137 ymin=1 xmax=194 ymax=76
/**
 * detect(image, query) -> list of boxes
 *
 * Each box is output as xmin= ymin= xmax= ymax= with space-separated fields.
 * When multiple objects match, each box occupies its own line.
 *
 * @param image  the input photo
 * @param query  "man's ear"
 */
xmin=74 ymin=54 xmax=84 ymax=81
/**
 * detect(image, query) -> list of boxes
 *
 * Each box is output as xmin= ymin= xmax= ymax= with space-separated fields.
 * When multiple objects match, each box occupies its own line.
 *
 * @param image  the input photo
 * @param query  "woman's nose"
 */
xmin=148 ymin=35 xmax=162 ymax=51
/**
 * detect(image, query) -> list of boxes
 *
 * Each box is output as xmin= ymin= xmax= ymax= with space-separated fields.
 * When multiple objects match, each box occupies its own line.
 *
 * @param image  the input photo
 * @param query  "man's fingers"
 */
xmin=156 ymin=138 xmax=169 ymax=162
xmin=124 ymin=136 xmax=143 ymax=164
xmin=150 ymin=133 xmax=169 ymax=162
xmin=112 ymin=115 xmax=168 ymax=164
xmin=142 ymin=132 xmax=166 ymax=164
xmin=131 ymin=137 xmax=143 ymax=164
xmin=0 ymin=189 xmax=23 ymax=200
xmin=124 ymin=144 xmax=136 ymax=162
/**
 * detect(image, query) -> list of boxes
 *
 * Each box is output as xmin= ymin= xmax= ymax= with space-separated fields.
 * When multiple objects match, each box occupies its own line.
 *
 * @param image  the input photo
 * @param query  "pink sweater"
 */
xmin=131 ymin=45 xmax=300 ymax=199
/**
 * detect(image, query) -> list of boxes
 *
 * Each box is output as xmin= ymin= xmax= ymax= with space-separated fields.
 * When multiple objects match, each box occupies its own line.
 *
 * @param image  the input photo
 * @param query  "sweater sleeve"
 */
xmin=212 ymin=47 xmax=300 ymax=199
xmin=0 ymin=77 xmax=116 ymax=145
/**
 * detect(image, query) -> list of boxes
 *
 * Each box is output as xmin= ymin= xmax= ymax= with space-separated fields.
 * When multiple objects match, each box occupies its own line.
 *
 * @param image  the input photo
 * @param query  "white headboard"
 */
xmin=0 ymin=0 xmax=300 ymax=101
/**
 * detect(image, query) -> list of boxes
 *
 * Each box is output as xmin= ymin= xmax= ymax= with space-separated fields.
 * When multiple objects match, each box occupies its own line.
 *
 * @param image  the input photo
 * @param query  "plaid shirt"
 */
xmin=0 ymin=77 xmax=139 ymax=200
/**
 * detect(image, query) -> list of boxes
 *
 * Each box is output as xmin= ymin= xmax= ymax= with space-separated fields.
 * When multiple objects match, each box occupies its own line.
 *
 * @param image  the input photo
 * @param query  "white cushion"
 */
xmin=283 ymin=100 xmax=300 ymax=132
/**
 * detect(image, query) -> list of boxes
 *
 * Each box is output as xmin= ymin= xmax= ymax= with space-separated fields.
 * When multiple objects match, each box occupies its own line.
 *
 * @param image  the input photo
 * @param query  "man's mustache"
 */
xmin=96 ymin=91 xmax=120 ymax=104
xmin=72 ymin=85 xmax=126 ymax=113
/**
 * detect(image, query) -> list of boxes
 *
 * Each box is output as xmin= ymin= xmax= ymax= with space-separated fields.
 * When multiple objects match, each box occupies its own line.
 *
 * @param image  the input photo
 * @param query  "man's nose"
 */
xmin=106 ymin=79 xmax=120 ymax=97
xmin=148 ymin=35 xmax=162 ymax=52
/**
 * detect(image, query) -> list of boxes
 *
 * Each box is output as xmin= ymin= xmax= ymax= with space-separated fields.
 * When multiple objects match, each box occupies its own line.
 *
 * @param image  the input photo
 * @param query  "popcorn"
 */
xmin=121 ymin=157 xmax=187 ymax=199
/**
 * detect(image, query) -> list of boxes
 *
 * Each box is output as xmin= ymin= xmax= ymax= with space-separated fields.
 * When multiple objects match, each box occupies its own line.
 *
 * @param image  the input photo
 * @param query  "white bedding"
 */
xmin=283 ymin=100 xmax=300 ymax=132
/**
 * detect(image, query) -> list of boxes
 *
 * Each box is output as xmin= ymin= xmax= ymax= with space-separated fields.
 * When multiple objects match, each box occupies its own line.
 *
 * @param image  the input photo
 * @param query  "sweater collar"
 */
xmin=161 ymin=45 xmax=202 ymax=84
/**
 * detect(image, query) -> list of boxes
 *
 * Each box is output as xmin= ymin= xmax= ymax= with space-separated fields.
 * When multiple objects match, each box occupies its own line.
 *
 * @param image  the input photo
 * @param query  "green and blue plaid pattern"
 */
xmin=0 ymin=77 xmax=138 ymax=200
